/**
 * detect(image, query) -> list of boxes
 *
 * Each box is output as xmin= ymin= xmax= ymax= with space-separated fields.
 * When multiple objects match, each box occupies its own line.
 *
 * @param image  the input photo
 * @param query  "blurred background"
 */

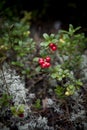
xmin=0 ymin=0 xmax=87 ymax=35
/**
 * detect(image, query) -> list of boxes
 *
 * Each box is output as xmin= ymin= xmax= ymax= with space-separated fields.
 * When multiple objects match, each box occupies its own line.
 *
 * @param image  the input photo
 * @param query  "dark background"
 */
xmin=0 ymin=0 xmax=87 ymax=34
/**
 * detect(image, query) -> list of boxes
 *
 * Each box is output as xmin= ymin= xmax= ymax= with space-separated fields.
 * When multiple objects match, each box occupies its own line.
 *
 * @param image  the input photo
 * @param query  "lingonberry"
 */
xmin=49 ymin=43 xmax=54 ymax=48
xmin=39 ymin=57 xmax=51 ymax=68
xmin=49 ymin=43 xmax=57 ymax=51
xmin=40 ymin=63 xmax=46 ymax=68
xmin=18 ymin=113 xmax=24 ymax=117
xmin=45 ymin=62 xmax=51 ymax=68
xmin=38 ymin=58 xmax=44 ymax=65
xmin=51 ymin=45 xmax=57 ymax=51
xmin=45 ymin=56 xmax=51 ymax=62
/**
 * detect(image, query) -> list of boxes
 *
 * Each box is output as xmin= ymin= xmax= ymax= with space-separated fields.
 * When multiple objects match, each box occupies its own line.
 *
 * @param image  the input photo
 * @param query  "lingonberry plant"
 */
xmin=49 ymin=43 xmax=57 ymax=51
xmin=55 ymin=24 xmax=86 ymax=72
xmin=11 ymin=104 xmax=25 ymax=117
xmin=0 ymin=16 xmax=87 ymax=119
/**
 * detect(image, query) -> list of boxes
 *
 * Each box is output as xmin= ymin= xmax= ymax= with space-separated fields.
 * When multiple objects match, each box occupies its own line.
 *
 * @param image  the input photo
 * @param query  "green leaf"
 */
xmin=18 ymin=104 xmax=24 ymax=114
xmin=22 ymin=68 xmax=30 ymax=75
xmin=43 ymin=33 xmax=49 ymax=40
xmin=51 ymin=73 xmax=57 ymax=79
xmin=76 ymin=80 xmax=83 ymax=86
xmin=19 ymin=52 xmax=26 ymax=57
xmin=40 ymin=41 xmax=49 ymax=47
xmin=50 ymin=33 xmax=55 ymax=38
xmin=35 ymin=66 xmax=41 ymax=72
xmin=54 ymin=86 xmax=65 ymax=98
xmin=33 ymin=57 xmax=39 ymax=62
xmin=11 ymin=61 xmax=24 ymax=67
xmin=0 ymin=93 xmax=12 ymax=107
xmin=10 ymin=106 xmax=17 ymax=114
xmin=34 ymin=99 xmax=41 ymax=109
xmin=51 ymin=39 xmax=58 ymax=43
xmin=74 ymin=26 xmax=81 ymax=32
xmin=14 ymin=46 xmax=20 ymax=51
xmin=18 ymin=41 xmax=23 ymax=46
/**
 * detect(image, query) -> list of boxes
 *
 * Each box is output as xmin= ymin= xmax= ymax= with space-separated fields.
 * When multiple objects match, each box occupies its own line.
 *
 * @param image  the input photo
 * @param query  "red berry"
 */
xmin=45 ymin=56 xmax=51 ymax=62
xmin=45 ymin=62 xmax=51 ymax=68
xmin=40 ymin=63 xmax=46 ymax=68
xmin=49 ymin=43 xmax=54 ymax=48
xmin=49 ymin=43 xmax=57 ymax=51
xmin=38 ymin=58 xmax=44 ymax=65
xmin=51 ymin=45 xmax=57 ymax=51
xmin=18 ymin=113 xmax=24 ymax=117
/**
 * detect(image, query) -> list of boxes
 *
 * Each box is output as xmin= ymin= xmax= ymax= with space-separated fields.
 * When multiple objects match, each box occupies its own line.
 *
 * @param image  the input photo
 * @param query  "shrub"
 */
xmin=0 ymin=18 xmax=87 ymax=121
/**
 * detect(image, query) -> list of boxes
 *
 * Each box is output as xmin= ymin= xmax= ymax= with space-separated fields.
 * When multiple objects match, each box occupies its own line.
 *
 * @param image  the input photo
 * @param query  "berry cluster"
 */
xmin=38 ymin=56 xmax=51 ymax=68
xmin=49 ymin=43 xmax=57 ymax=51
xmin=38 ymin=43 xmax=57 ymax=68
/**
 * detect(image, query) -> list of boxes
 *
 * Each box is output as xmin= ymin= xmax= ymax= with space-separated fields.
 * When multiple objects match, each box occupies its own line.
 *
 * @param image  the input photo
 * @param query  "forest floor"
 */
xmin=0 ymin=20 xmax=87 ymax=130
